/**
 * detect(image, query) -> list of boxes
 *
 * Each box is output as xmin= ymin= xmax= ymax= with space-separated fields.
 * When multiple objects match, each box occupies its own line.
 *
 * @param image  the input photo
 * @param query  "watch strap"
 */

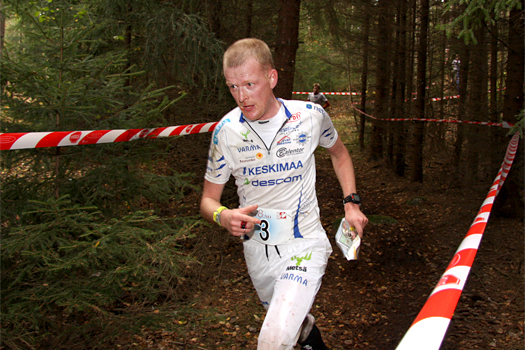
xmin=343 ymin=193 xmax=361 ymax=206
xmin=213 ymin=206 xmax=228 ymax=226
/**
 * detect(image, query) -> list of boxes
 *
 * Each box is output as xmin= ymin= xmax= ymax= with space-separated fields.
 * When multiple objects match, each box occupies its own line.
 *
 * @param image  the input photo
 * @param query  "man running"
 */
xmin=200 ymin=38 xmax=367 ymax=350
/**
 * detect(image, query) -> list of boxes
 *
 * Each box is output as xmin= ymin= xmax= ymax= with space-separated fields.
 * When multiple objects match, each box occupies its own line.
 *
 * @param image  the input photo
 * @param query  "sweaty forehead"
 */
xmin=224 ymin=59 xmax=268 ymax=85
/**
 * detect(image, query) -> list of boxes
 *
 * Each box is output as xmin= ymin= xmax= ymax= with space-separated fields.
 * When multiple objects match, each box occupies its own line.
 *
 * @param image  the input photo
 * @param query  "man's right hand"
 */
xmin=221 ymin=204 xmax=261 ymax=236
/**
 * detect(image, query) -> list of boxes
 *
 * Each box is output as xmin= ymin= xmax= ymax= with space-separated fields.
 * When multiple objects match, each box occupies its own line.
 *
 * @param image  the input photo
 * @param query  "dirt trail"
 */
xmin=130 ymin=148 xmax=523 ymax=350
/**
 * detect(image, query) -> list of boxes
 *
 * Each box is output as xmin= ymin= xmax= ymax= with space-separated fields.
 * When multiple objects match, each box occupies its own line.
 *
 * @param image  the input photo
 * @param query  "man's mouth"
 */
xmin=243 ymin=105 xmax=255 ymax=112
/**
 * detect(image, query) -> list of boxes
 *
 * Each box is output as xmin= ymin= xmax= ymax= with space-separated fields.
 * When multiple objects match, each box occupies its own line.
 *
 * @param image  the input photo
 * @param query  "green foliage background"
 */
xmin=1 ymin=0 xmax=523 ymax=348
xmin=1 ymin=0 xmax=224 ymax=348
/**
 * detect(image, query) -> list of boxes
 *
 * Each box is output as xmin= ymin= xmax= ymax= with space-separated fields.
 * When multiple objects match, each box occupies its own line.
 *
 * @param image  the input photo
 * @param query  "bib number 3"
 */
xmin=249 ymin=209 xmax=293 ymax=245
xmin=258 ymin=220 xmax=270 ymax=241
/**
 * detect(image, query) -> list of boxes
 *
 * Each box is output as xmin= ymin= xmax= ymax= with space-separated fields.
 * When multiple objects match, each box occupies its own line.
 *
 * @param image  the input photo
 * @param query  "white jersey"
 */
xmin=307 ymin=92 xmax=328 ymax=106
xmin=205 ymin=99 xmax=338 ymax=240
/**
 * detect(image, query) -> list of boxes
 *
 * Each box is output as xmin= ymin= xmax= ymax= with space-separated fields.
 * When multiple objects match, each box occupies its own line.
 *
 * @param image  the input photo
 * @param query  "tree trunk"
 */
xmin=246 ymin=0 xmax=253 ymax=37
xmin=273 ymin=0 xmax=301 ymax=100
xmin=405 ymin=0 xmax=417 ymax=152
xmin=489 ymin=20 xmax=502 ymax=170
xmin=409 ymin=0 xmax=429 ymax=182
xmin=359 ymin=3 xmax=371 ymax=152
xmin=1 ymin=0 xmax=5 ymax=60
xmin=387 ymin=2 xmax=402 ymax=169
xmin=370 ymin=0 xmax=391 ymax=161
xmin=466 ymin=25 xmax=488 ymax=183
xmin=393 ymin=0 xmax=408 ymax=177
xmin=452 ymin=45 xmax=470 ymax=175
xmin=502 ymin=7 xmax=524 ymax=123
xmin=207 ymin=0 xmax=222 ymax=39
xmin=494 ymin=7 xmax=525 ymax=219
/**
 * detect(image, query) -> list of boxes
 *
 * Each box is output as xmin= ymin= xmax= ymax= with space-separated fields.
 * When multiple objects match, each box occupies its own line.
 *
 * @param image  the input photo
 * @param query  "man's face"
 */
xmin=224 ymin=57 xmax=279 ymax=122
xmin=313 ymin=86 xmax=320 ymax=94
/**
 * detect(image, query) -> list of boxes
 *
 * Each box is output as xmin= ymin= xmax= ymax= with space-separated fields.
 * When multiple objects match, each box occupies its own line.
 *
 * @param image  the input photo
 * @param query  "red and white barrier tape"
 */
xmin=396 ymin=132 xmax=520 ymax=350
xmin=293 ymin=91 xmax=361 ymax=96
xmin=294 ymin=91 xmax=460 ymax=102
xmin=431 ymin=95 xmax=460 ymax=102
xmin=0 ymin=122 xmax=218 ymax=151
xmin=0 ymin=109 xmax=514 ymax=151
xmin=351 ymin=105 xmax=513 ymax=128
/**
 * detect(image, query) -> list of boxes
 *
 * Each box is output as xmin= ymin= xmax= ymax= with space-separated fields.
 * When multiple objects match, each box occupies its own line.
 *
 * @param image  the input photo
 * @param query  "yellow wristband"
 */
xmin=213 ymin=206 xmax=228 ymax=226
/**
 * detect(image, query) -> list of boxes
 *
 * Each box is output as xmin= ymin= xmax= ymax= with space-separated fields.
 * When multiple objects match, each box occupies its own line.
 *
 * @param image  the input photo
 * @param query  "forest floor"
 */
xmin=116 ymin=117 xmax=524 ymax=350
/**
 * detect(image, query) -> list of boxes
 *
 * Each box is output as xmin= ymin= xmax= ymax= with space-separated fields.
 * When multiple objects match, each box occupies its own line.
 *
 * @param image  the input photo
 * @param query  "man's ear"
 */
xmin=269 ymin=69 xmax=278 ymax=89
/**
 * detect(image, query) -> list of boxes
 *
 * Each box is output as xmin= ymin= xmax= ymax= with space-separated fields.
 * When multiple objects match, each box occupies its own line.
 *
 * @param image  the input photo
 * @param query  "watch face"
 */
xmin=344 ymin=193 xmax=361 ymax=205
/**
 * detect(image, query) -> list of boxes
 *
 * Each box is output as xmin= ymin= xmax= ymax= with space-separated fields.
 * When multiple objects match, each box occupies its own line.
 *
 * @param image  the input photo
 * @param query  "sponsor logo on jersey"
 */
xmin=289 ymin=112 xmax=301 ymax=122
xmin=243 ymin=161 xmax=303 ymax=176
xmin=247 ymin=175 xmax=302 ymax=187
xmin=239 ymin=156 xmax=256 ymax=164
xmin=313 ymin=105 xmax=328 ymax=117
xmin=276 ymin=147 xmax=304 ymax=158
xmin=280 ymin=122 xmax=302 ymax=135
xmin=279 ymin=272 xmax=308 ymax=286
xmin=256 ymin=152 xmax=264 ymax=159
xmin=286 ymin=265 xmax=307 ymax=272
xmin=213 ymin=118 xmax=230 ymax=145
xmin=237 ymin=144 xmax=262 ymax=153
xmin=292 ymin=252 xmax=312 ymax=266
xmin=240 ymin=129 xmax=254 ymax=142
xmin=277 ymin=136 xmax=292 ymax=145
xmin=293 ymin=132 xmax=311 ymax=145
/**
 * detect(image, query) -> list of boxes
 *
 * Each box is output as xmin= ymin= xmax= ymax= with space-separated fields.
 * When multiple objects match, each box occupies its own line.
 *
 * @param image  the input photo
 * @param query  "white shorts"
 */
xmin=243 ymin=232 xmax=332 ymax=350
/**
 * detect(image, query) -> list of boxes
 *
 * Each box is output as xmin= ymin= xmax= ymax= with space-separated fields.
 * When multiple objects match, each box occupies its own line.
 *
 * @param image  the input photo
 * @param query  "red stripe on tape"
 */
xmin=412 ymin=289 xmax=463 ymax=325
xmin=447 ymin=249 xmax=478 ymax=270
xmin=169 ymin=125 xmax=188 ymax=136
xmin=466 ymin=222 xmax=488 ymax=237
xmin=36 ymin=132 xmax=72 ymax=148
xmin=78 ymin=130 xmax=112 ymax=145
xmin=207 ymin=122 xmax=218 ymax=132
xmin=114 ymin=129 xmax=142 ymax=142
xmin=189 ymin=123 xmax=207 ymax=134
xmin=0 ymin=133 xmax=28 ymax=150
xmin=145 ymin=127 xmax=168 ymax=139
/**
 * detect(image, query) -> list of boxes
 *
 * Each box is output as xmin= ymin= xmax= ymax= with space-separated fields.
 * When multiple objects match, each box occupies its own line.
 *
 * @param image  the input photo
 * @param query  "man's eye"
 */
xmin=247 ymin=83 xmax=254 ymax=87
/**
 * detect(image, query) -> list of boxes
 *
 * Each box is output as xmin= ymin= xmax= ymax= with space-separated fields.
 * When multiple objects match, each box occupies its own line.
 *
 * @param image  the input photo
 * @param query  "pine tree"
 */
xmin=1 ymin=1 xmax=223 ymax=347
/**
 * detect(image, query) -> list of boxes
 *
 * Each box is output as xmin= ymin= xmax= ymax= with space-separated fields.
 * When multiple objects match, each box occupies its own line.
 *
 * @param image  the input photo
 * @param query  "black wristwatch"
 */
xmin=343 ymin=193 xmax=361 ymax=206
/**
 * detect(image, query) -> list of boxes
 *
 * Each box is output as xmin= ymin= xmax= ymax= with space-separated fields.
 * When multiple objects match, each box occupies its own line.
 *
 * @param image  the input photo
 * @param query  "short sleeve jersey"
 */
xmin=307 ymin=92 xmax=328 ymax=106
xmin=205 ymin=99 xmax=338 ymax=238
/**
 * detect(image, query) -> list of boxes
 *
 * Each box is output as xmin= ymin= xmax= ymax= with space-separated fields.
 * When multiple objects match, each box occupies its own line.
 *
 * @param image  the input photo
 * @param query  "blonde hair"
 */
xmin=223 ymin=38 xmax=274 ymax=73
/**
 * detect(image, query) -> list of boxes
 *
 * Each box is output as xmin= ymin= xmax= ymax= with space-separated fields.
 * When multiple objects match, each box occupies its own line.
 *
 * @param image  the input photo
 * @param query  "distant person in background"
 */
xmin=307 ymin=83 xmax=330 ymax=109
xmin=452 ymin=55 xmax=460 ymax=92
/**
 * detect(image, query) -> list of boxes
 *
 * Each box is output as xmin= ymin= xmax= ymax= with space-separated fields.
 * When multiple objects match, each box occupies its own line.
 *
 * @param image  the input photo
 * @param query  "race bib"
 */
xmin=247 ymin=208 xmax=294 ymax=245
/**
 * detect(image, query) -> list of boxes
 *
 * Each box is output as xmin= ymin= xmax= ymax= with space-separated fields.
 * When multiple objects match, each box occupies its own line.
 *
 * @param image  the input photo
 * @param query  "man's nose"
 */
xmin=237 ymin=87 xmax=246 ymax=103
